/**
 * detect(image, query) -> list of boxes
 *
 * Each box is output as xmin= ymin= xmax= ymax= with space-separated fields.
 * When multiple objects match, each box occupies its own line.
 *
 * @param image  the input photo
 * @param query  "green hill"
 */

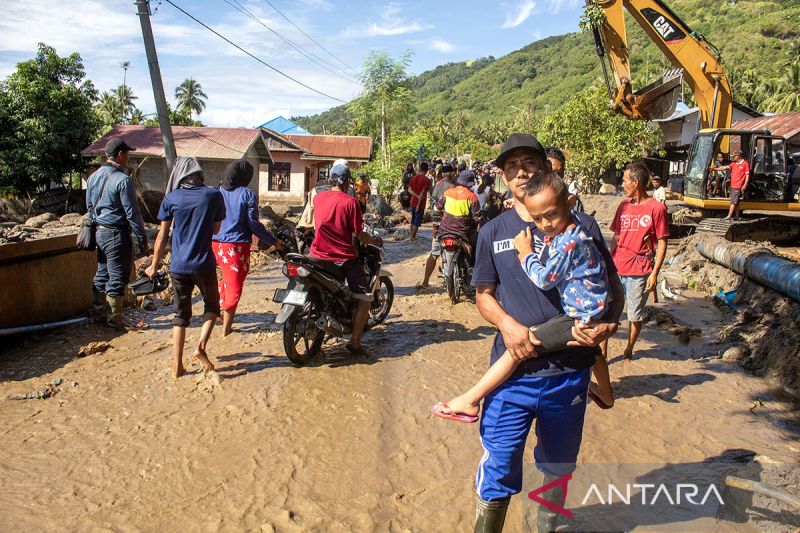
xmin=294 ymin=0 xmax=800 ymax=133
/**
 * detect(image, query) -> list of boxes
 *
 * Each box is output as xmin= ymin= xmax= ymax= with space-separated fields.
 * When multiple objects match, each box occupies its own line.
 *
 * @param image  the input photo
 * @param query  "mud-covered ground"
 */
xmin=1 ymin=223 xmax=799 ymax=531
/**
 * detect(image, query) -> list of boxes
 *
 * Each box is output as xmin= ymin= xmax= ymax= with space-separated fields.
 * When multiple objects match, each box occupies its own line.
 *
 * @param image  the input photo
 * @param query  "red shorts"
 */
xmin=212 ymin=241 xmax=251 ymax=312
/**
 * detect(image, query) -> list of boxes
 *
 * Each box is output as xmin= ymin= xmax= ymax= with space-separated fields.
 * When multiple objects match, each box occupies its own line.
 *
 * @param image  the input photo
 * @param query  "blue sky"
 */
xmin=0 ymin=0 xmax=584 ymax=127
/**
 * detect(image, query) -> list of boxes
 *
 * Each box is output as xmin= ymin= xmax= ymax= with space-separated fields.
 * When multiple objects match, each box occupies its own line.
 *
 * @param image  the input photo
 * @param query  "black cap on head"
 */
xmin=105 ymin=136 xmax=136 ymax=157
xmin=496 ymin=133 xmax=546 ymax=169
xmin=329 ymin=163 xmax=352 ymax=184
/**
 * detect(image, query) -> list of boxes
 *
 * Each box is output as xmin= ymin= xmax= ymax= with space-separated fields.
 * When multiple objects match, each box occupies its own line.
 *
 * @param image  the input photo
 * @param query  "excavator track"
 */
xmin=696 ymin=216 xmax=800 ymax=243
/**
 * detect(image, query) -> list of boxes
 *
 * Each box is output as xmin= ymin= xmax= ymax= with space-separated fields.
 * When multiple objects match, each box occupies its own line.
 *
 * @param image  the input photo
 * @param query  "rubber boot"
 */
xmin=474 ymin=496 xmax=509 ymax=533
xmin=106 ymin=295 xmax=128 ymax=331
xmin=535 ymin=474 xmax=565 ymax=533
xmin=91 ymin=291 xmax=107 ymax=323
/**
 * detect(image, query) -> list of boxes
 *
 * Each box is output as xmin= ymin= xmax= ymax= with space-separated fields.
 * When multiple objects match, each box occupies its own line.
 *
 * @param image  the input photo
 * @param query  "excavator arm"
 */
xmin=592 ymin=0 xmax=732 ymax=129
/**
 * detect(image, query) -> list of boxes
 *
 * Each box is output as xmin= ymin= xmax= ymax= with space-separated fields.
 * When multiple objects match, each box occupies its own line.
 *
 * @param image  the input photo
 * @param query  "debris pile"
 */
xmin=78 ymin=341 xmax=111 ymax=357
xmin=0 ymin=212 xmax=84 ymax=244
xmin=662 ymin=234 xmax=800 ymax=392
xmin=642 ymin=307 xmax=701 ymax=343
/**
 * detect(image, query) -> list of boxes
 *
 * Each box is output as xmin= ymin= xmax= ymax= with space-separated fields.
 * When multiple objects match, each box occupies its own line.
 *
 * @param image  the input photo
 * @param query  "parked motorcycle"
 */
xmin=272 ymin=236 xmax=393 ymax=366
xmin=439 ymin=232 xmax=473 ymax=304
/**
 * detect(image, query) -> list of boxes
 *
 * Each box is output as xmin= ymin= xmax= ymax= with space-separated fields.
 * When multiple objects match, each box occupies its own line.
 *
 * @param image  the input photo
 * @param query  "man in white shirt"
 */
xmin=652 ymin=175 xmax=666 ymax=205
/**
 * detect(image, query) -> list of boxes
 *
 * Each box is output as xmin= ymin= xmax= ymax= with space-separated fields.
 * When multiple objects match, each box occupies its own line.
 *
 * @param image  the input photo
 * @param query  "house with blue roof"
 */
xmin=257 ymin=116 xmax=310 ymax=136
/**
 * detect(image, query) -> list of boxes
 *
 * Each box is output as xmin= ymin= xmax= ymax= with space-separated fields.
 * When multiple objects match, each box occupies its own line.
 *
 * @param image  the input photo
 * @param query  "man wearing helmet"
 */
xmin=309 ymin=163 xmax=383 ymax=354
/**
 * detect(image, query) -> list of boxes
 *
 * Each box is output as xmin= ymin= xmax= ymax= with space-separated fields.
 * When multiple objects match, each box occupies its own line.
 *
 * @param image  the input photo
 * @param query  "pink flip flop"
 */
xmin=431 ymin=402 xmax=479 ymax=423
xmin=588 ymin=389 xmax=613 ymax=409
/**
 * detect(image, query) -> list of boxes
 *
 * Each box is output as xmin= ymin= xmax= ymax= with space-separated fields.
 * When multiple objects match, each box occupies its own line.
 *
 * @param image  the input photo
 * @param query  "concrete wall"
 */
xmin=259 ymin=151 xmax=307 ymax=202
xmin=0 ymin=234 xmax=95 ymax=328
xmin=259 ymin=154 xmax=368 ymax=205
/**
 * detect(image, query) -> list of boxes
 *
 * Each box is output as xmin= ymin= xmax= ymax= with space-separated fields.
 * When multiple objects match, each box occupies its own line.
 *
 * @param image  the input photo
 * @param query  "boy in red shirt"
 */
xmin=609 ymin=161 xmax=670 ymax=364
xmin=408 ymin=162 xmax=432 ymax=240
xmin=713 ymin=151 xmax=750 ymax=220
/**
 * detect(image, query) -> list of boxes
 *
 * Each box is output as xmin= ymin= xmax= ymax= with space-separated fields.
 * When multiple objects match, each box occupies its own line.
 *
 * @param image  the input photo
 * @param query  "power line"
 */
xmin=222 ymin=0 xmax=357 ymax=84
xmin=226 ymin=0 xmax=355 ymax=80
xmin=162 ymin=0 xmax=348 ymax=104
xmin=260 ymin=0 xmax=356 ymax=73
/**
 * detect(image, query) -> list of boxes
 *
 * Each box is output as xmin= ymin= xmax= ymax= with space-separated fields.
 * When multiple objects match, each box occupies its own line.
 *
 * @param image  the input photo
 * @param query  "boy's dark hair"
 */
xmin=545 ymin=147 xmax=565 ymax=165
xmin=420 ymin=161 xmax=429 ymax=172
xmin=524 ymin=170 xmax=569 ymax=202
xmin=625 ymin=161 xmax=650 ymax=188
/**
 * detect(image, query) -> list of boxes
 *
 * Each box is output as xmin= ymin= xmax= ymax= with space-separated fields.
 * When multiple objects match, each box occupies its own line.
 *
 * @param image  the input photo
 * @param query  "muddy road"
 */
xmin=1 ymin=226 xmax=798 ymax=532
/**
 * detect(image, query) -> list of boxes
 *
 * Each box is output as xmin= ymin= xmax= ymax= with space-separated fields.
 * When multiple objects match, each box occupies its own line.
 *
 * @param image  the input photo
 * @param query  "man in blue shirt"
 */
xmin=471 ymin=134 xmax=623 ymax=532
xmin=86 ymin=137 xmax=148 ymax=330
xmin=146 ymin=157 xmax=226 ymax=379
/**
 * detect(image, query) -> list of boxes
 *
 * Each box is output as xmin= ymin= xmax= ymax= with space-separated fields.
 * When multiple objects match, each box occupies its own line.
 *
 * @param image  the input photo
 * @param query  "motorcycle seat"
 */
xmin=295 ymin=254 xmax=347 ymax=280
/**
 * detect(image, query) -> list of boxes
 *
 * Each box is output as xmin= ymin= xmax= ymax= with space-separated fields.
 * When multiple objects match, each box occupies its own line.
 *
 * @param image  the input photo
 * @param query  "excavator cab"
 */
xmin=684 ymin=130 xmax=800 ymax=242
xmin=683 ymin=129 xmax=789 ymax=204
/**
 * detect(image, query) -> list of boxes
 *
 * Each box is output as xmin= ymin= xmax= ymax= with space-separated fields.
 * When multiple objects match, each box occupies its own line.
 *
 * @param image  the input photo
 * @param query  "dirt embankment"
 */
xmin=662 ymin=234 xmax=800 ymax=394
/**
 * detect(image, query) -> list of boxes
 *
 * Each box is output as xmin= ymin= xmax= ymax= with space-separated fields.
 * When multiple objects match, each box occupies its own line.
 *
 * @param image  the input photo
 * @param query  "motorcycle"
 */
xmin=274 ymin=226 xmax=314 ymax=255
xmin=272 ymin=234 xmax=394 ymax=366
xmin=438 ymin=232 xmax=473 ymax=304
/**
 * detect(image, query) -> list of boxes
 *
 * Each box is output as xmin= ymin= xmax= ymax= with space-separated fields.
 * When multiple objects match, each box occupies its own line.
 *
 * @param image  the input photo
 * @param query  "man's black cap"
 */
xmin=496 ymin=133 xmax=547 ymax=169
xmin=105 ymin=136 xmax=136 ymax=157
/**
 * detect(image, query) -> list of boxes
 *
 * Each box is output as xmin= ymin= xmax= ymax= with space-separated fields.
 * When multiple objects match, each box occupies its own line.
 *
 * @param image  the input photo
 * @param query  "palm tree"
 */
xmin=111 ymin=85 xmax=137 ymax=121
xmin=729 ymin=68 xmax=767 ymax=111
xmin=768 ymin=62 xmax=800 ymax=112
xmin=175 ymin=78 xmax=208 ymax=119
xmin=128 ymin=109 xmax=145 ymax=125
xmin=96 ymin=91 xmax=120 ymax=127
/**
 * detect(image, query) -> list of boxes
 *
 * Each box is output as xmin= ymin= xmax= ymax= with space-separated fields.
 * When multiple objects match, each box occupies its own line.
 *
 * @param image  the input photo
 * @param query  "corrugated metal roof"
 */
xmin=286 ymin=134 xmax=372 ymax=160
xmin=732 ymin=112 xmax=800 ymax=140
xmin=81 ymin=125 xmax=270 ymax=161
xmin=260 ymin=128 xmax=306 ymax=152
xmin=258 ymin=116 xmax=310 ymax=135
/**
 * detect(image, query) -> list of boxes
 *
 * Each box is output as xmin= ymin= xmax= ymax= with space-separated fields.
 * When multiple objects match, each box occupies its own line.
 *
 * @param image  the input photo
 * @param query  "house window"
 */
xmin=269 ymin=162 xmax=291 ymax=191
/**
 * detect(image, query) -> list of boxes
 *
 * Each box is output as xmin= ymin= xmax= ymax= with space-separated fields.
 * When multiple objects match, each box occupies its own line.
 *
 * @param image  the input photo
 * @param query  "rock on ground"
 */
xmin=24 ymin=212 xmax=58 ymax=228
xmin=60 ymin=213 xmax=83 ymax=226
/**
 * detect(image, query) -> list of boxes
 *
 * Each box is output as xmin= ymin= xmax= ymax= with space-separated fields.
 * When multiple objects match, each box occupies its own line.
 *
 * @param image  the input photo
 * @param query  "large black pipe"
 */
xmin=696 ymin=241 xmax=800 ymax=302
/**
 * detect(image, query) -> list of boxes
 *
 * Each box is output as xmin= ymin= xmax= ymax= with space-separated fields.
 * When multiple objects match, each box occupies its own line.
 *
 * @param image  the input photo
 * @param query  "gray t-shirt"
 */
xmin=430 ymin=180 xmax=454 ymax=221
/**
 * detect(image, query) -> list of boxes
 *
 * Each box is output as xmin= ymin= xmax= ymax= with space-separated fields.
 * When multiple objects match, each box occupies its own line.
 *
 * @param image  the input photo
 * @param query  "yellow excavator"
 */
xmin=589 ymin=0 xmax=800 ymax=241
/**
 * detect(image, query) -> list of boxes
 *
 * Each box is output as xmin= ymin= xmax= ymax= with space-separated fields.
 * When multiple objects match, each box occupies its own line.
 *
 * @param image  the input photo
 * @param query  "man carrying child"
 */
xmin=450 ymin=134 xmax=624 ymax=532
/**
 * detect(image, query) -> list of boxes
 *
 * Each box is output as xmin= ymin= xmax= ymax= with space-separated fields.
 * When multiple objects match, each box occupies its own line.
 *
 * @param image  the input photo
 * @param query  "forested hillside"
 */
xmin=294 ymin=0 xmax=800 ymax=134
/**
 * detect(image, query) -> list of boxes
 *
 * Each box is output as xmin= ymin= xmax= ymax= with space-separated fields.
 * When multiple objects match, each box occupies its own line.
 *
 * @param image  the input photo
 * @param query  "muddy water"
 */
xmin=0 ymin=227 xmax=798 ymax=532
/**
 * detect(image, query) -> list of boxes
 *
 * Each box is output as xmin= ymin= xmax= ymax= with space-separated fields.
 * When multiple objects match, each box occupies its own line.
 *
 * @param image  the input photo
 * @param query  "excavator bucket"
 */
xmin=632 ymin=68 xmax=684 ymax=120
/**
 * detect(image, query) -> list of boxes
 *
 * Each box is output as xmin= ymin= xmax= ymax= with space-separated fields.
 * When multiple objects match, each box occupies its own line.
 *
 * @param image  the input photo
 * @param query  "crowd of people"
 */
xmin=85 ymin=130 xmax=671 ymax=532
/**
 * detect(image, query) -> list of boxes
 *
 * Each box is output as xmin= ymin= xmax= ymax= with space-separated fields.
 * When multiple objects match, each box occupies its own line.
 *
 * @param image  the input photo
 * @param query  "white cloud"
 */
xmin=501 ymin=0 xmax=537 ymax=29
xmin=343 ymin=2 xmax=433 ymax=38
xmin=429 ymin=39 xmax=456 ymax=53
xmin=546 ymin=0 xmax=582 ymax=14
xmin=0 ymin=0 xmax=361 ymax=127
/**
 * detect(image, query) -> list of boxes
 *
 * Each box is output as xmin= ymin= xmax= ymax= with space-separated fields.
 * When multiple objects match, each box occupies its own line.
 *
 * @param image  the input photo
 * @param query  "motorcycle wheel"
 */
xmin=366 ymin=276 xmax=394 ymax=330
xmin=448 ymin=263 xmax=461 ymax=305
xmin=282 ymin=289 xmax=325 ymax=366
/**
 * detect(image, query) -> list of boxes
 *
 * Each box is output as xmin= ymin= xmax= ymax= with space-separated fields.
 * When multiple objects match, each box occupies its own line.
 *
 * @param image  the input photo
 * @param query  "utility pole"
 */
xmin=136 ymin=0 xmax=177 ymax=174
